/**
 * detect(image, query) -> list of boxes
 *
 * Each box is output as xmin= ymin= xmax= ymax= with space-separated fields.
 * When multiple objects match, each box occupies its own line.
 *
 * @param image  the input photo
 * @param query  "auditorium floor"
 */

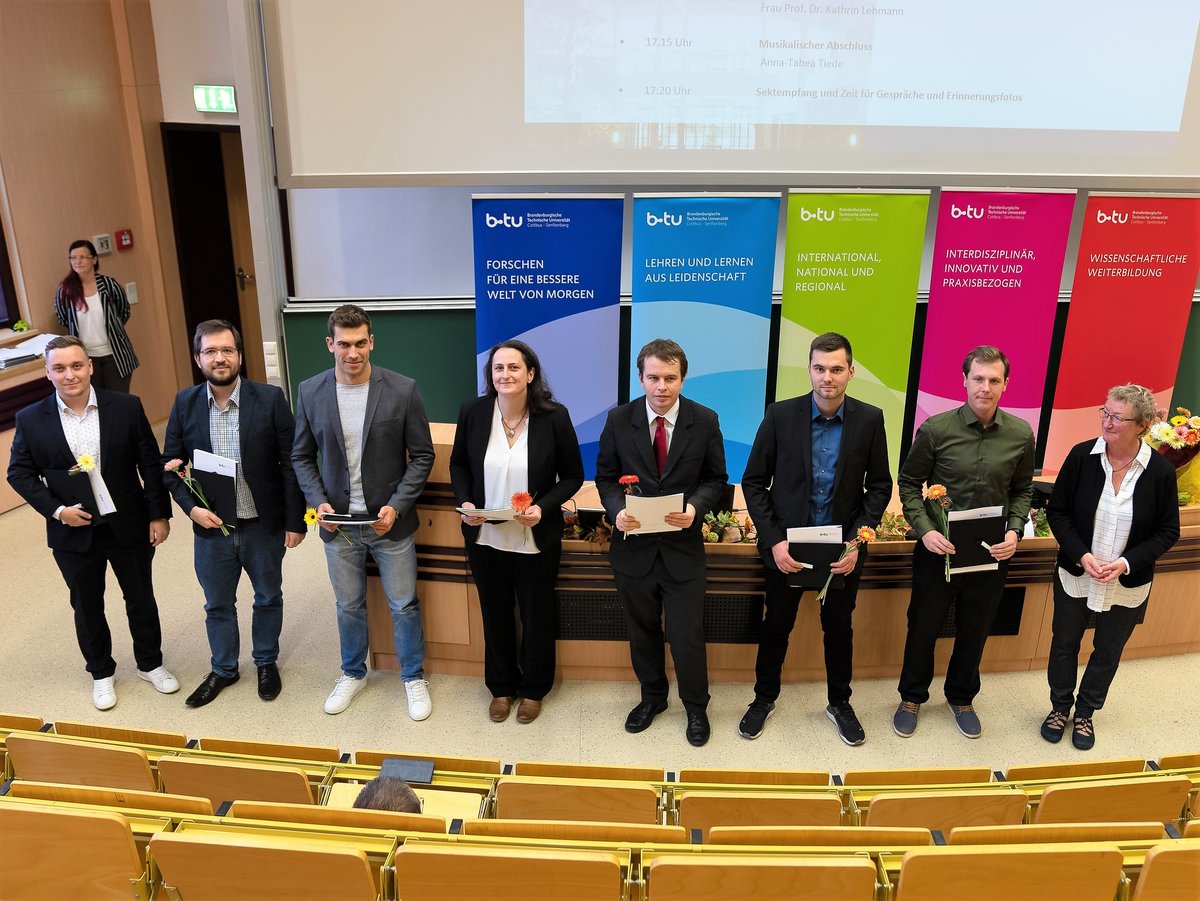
xmin=3 ymin=498 xmax=1196 ymax=772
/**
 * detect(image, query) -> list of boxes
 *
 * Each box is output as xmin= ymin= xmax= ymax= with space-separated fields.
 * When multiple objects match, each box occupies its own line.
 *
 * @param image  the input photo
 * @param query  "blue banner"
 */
xmin=630 ymin=194 xmax=781 ymax=482
xmin=472 ymin=195 xmax=623 ymax=478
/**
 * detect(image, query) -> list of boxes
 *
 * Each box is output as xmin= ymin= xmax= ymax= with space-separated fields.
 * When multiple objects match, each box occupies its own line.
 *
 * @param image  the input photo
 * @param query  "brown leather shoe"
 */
xmin=488 ymin=696 xmax=515 ymax=722
xmin=516 ymin=698 xmax=542 ymax=724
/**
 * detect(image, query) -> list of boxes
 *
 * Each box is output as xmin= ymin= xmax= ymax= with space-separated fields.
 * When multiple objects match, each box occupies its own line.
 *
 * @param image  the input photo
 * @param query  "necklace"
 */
xmin=1106 ymin=450 xmax=1137 ymax=473
xmin=499 ymin=404 xmax=527 ymax=439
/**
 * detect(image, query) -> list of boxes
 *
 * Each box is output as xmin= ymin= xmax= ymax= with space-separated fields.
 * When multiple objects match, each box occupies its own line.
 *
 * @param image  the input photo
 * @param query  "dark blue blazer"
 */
xmin=8 ymin=389 xmax=170 ymax=552
xmin=448 ymin=396 xmax=584 ymax=550
xmin=594 ymin=396 xmax=728 ymax=580
xmin=161 ymin=379 xmax=306 ymax=537
xmin=742 ymin=392 xmax=892 ymax=571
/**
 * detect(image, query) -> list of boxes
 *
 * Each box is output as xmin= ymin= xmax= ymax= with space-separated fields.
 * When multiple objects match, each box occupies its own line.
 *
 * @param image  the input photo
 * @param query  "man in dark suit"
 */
xmin=8 ymin=335 xmax=178 ymax=710
xmin=741 ymin=332 xmax=892 ymax=745
xmin=161 ymin=320 xmax=306 ymax=708
xmin=292 ymin=304 xmax=436 ymax=720
xmin=595 ymin=338 xmax=728 ymax=747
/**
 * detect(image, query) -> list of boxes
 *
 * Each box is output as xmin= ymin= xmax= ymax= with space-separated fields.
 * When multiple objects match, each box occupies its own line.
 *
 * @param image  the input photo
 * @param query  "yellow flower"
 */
xmin=76 ymin=453 xmax=96 ymax=472
xmin=304 ymin=507 xmax=320 ymax=526
xmin=1170 ymin=415 xmax=1187 ymax=427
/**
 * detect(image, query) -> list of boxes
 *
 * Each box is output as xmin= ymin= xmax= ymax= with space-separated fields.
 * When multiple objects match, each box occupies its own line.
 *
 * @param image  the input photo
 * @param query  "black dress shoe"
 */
xmin=185 ymin=672 xmax=239 ymax=708
xmin=686 ymin=711 xmax=711 ymax=747
xmin=625 ymin=699 xmax=668 ymax=733
xmin=257 ymin=663 xmax=282 ymax=701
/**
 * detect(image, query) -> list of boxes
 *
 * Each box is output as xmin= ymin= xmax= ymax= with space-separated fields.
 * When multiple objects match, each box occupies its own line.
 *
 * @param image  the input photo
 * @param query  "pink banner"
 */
xmin=1042 ymin=194 xmax=1200 ymax=474
xmin=915 ymin=190 xmax=1076 ymax=435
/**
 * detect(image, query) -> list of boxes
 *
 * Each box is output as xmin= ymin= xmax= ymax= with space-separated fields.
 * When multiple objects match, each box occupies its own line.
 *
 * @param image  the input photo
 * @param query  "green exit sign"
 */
xmin=193 ymin=85 xmax=237 ymax=113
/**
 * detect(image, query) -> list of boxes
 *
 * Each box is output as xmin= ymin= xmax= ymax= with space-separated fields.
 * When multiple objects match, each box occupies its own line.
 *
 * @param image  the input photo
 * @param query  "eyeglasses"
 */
xmin=1098 ymin=407 xmax=1136 ymax=424
xmin=68 ymin=254 xmax=95 ymax=262
xmin=199 ymin=347 xmax=239 ymax=359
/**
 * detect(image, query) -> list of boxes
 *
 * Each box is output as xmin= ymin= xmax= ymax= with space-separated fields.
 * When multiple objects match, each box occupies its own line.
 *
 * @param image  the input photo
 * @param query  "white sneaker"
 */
xmin=92 ymin=677 xmax=117 ymax=710
xmin=137 ymin=666 xmax=180 ymax=694
xmin=405 ymin=679 xmax=432 ymax=721
xmin=324 ymin=674 xmax=366 ymax=715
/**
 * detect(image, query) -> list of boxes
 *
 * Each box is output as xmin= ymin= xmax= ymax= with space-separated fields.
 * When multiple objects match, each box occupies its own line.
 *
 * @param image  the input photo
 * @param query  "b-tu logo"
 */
xmin=645 ymin=211 xmax=682 ymax=227
xmin=950 ymin=204 xmax=984 ymax=219
xmin=1095 ymin=209 xmax=1129 ymax=224
xmin=797 ymin=207 xmax=835 ymax=222
xmin=485 ymin=213 xmax=523 ymax=228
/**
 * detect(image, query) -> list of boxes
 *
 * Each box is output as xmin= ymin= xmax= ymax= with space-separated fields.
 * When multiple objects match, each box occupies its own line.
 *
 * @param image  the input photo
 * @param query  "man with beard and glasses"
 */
xmin=162 ymin=320 xmax=306 ymax=707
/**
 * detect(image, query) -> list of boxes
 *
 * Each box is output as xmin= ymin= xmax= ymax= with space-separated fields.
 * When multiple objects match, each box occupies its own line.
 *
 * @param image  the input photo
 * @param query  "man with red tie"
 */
xmin=595 ymin=339 xmax=728 ymax=747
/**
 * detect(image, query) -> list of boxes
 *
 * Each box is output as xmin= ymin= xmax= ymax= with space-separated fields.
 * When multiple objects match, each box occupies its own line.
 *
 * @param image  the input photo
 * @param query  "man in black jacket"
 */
xmin=8 ymin=336 xmax=177 ymax=710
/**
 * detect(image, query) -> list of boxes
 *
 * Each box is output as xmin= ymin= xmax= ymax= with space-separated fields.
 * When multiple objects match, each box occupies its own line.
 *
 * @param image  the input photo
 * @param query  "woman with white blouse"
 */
xmin=54 ymin=239 xmax=139 ymax=392
xmin=1043 ymin=384 xmax=1180 ymax=750
xmin=450 ymin=341 xmax=583 ymax=724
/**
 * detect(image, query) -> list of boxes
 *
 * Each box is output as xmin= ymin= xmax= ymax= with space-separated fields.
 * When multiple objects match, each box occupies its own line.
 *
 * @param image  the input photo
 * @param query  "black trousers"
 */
xmin=466 ymin=541 xmax=560 ymax=700
xmin=753 ymin=565 xmax=860 ymax=706
xmin=897 ymin=544 xmax=1008 ymax=706
xmin=1047 ymin=577 xmax=1142 ymax=716
xmin=614 ymin=550 xmax=710 ymax=714
xmin=51 ymin=523 xmax=163 ymax=679
xmin=89 ymin=355 xmax=131 ymax=393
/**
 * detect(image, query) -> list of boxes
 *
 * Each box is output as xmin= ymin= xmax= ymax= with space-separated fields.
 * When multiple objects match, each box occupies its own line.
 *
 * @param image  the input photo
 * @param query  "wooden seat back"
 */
xmin=197 ymin=736 xmax=341 ymax=762
xmin=1033 ymin=776 xmax=1191 ymax=825
xmin=149 ymin=831 xmax=377 ymax=901
xmin=1130 ymin=838 xmax=1200 ymax=901
xmin=6 ymin=733 xmax=156 ymax=791
xmin=494 ymin=777 xmax=659 ymax=824
xmin=646 ymin=854 xmax=877 ymax=900
xmin=462 ymin=818 xmax=687 ymax=843
xmin=0 ymin=803 xmax=147 ymax=900
xmin=677 ymin=790 xmax=843 ymax=840
xmin=1004 ymin=757 xmax=1146 ymax=781
xmin=677 ymin=767 xmax=829 ymax=786
xmin=53 ymin=720 xmax=188 ymax=748
xmin=843 ymin=766 xmax=992 ymax=786
xmin=1157 ymin=754 xmax=1200 ymax=770
xmin=895 ymin=844 xmax=1125 ymax=900
xmin=0 ymin=713 xmax=44 ymax=731
xmin=157 ymin=756 xmax=315 ymax=807
xmin=950 ymin=822 xmax=1166 ymax=844
xmin=513 ymin=759 xmax=663 ymax=781
xmin=8 ymin=780 xmax=213 ymax=815
xmin=393 ymin=842 xmax=624 ymax=901
xmin=355 ymin=748 xmax=501 ymax=774
xmin=228 ymin=799 xmax=445 ymax=832
xmin=864 ymin=789 xmax=1028 ymax=834
xmin=707 ymin=824 xmax=933 ymax=846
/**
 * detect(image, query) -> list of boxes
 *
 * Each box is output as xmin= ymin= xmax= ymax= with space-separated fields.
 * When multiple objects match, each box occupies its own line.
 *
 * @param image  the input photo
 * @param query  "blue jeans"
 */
xmin=323 ymin=530 xmax=424 ymax=681
xmin=193 ymin=520 xmax=285 ymax=678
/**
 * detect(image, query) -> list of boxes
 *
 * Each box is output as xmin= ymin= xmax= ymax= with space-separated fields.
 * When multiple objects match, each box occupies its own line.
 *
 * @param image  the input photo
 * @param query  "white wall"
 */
xmin=150 ymin=0 xmax=239 ymax=124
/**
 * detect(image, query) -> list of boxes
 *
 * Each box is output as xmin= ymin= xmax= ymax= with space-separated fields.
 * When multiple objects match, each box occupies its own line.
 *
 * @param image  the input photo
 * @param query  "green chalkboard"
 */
xmin=282 ymin=307 xmax=479 ymax=423
xmin=1170 ymin=301 xmax=1200 ymax=414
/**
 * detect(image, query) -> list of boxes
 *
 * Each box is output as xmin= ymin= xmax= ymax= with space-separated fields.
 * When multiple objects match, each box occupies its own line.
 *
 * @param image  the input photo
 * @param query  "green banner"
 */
xmin=777 ymin=191 xmax=930 ymax=474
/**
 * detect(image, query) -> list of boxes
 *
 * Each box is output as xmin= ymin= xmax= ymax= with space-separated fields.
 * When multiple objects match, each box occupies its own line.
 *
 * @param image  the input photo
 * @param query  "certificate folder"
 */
xmin=44 ymin=469 xmax=102 ymax=519
xmin=785 ymin=525 xmax=845 ymax=590
xmin=193 ymin=467 xmax=237 ymax=525
xmin=947 ymin=506 xmax=1005 ymax=575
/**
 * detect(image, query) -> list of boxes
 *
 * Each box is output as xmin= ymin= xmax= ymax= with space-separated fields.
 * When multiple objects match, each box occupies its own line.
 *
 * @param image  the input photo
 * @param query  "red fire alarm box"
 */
xmin=116 ymin=229 xmax=134 ymax=251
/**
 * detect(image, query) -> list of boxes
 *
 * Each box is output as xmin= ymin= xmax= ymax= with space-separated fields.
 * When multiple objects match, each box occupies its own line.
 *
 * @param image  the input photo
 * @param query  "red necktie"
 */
xmin=654 ymin=415 xmax=668 ymax=476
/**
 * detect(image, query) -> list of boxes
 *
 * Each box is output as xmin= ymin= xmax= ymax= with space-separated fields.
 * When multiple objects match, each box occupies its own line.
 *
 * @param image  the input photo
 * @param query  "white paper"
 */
xmin=455 ymin=506 xmax=517 ymax=521
xmin=15 ymin=333 xmax=61 ymax=355
xmin=193 ymin=448 xmax=237 ymax=478
xmin=947 ymin=505 xmax=1004 ymax=522
xmin=88 ymin=470 xmax=117 ymax=516
xmin=786 ymin=526 xmax=844 ymax=544
xmin=624 ymin=493 xmax=685 ymax=535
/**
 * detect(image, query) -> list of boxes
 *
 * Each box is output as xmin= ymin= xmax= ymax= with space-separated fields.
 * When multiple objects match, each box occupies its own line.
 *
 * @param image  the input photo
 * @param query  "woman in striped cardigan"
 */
xmin=54 ymin=239 xmax=139 ymax=392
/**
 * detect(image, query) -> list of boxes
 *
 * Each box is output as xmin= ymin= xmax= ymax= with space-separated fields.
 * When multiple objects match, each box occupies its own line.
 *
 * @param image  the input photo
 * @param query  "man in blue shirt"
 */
xmin=741 ymin=333 xmax=892 ymax=745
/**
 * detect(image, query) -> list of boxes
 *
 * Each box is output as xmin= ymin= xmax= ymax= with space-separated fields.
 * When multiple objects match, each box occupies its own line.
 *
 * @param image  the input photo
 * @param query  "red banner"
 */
xmin=1043 ymin=194 xmax=1200 ymax=473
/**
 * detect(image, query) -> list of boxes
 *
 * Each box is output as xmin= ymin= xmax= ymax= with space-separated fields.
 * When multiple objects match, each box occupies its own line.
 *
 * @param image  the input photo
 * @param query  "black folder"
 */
xmin=44 ymin=469 xmax=102 ymax=519
xmin=380 ymin=757 xmax=435 ymax=785
xmin=193 ymin=466 xmax=237 ymax=525
xmin=947 ymin=507 xmax=1006 ymax=575
xmin=785 ymin=541 xmax=847 ymax=590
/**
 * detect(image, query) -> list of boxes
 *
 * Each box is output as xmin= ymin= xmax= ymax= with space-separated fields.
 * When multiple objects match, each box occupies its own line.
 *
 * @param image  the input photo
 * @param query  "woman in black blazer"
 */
xmin=449 ymin=340 xmax=583 ymax=724
xmin=54 ymin=239 xmax=139 ymax=392
xmin=1043 ymin=383 xmax=1180 ymax=750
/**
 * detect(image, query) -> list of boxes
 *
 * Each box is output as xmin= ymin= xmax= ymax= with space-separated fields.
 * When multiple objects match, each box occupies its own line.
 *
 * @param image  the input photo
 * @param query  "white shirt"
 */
xmin=645 ymin=398 xmax=680 ymax=453
xmin=1056 ymin=438 xmax=1153 ymax=612
xmin=54 ymin=386 xmax=116 ymax=517
xmin=74 ymin=293 xmax=113 ymax=357
xmin=477 ymin=404 xmax=538 ymax=554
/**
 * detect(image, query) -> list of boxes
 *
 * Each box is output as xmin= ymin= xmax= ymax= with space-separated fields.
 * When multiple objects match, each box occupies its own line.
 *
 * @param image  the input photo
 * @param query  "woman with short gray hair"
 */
xmin=1042 ymin=384 xmax=1179 ymax=750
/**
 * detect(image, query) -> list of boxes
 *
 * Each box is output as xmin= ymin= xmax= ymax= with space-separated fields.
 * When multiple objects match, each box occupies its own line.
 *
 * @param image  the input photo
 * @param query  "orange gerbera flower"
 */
xmin=926 ymin=484 xmax=947 ymax=500
xmin=856 ymin=526 xmax=876 ymax=543
xmin=511 ymin=492 xmax=533 ymax=513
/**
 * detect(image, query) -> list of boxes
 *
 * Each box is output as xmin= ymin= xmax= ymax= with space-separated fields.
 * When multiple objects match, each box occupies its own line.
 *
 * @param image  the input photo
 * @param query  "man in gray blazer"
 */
xmin=292 ymin=305 xmax=436 ymax=720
